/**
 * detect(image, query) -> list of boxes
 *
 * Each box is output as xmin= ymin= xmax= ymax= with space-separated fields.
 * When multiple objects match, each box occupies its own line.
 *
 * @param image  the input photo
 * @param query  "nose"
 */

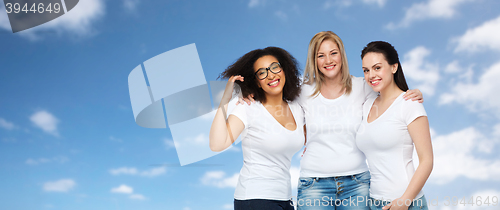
xmin=368 ymin=69 xmax=376 ymax=79
xmin=326 ymin=54 xmax=333 ymax=64
xmin=267 ymin=69 xmax=277 ymax=79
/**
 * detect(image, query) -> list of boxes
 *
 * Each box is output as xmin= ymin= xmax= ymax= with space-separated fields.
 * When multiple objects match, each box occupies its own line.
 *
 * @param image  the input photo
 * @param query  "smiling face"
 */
xmin=254 ymin=55 xmax=286 ymax=98
xmin=316 ymin=39 xmax=343 ymax=80
xmin=362 ymin=52 xmax=398 ymax=93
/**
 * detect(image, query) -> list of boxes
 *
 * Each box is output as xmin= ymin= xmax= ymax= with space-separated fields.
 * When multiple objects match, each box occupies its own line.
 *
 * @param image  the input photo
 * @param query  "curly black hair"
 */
xmin=219 ymin=47 xmax=302 ymax=103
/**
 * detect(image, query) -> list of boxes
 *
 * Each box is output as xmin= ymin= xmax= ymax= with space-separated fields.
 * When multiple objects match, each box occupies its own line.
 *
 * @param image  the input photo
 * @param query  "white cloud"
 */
xmin=109 ymin=167 xmax=138 ymax=175
xmin=30 ymin=110 xmax=60 ymax=136
xmin=43 ymin=179 xmax=76 ymax=192
xmin=494 ymin=124 xmax=500 ymax=138
xmin=401 ymin=46 xmax=440 ymax=96
xmin=439 ymin=61 xmax=500 ymax=117
xmin=444 ymin=60 xmax=474 ymax=83
xmin=430 ymin=127 xmax=500 ymax=185
xmin=223 ymin=204 xmax=233 ymax=209
xmin=275 ymin=11 xmax=287 ymax=21
xmin=111 ymin=184 xmax=133 ymax=194
xmin=0 ymin=118 xmax=15 ymax=130
xmin=248 ymin=0 xmax=263 ymax=8
xmin=1 ymin=0 xmax=105 ymax=40
xmin=139 ymin=166 xmax=166 ymax=177
xmin=201 ymin=171 xmax=238 ymax=188
xmin=164 ymin=138 xmax=177 ymax=150
xmin=109 ymin=166 xmax=166 ymax=177
xmin=436 ymin=189 xmax=500 ymax=209
xmin=123 ymin=0 xmax=140 ymax=13
xmin=323 ymin=0 xmax=353 ymax=9
xmin=109 ymin=136 xmax=123 ymax=142
xmin=26 ymin=156 xmax=69 ymax=165
xmin=182 ymin=133 xmax=208 ymax=147
xmin=129 ymin=193 xmax=146 ymax=200
xmin=453 ymin=15 xmax=500 ymax=53
xmin=362 ymin=0 xmax=386 ymax=7
xmin=387 ymin=0 xmax=474 ymax=29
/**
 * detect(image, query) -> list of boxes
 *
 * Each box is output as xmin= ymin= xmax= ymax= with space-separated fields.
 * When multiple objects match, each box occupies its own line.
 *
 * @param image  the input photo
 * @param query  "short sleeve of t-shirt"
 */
xmin=401 ymin=99 xmax=427 ymax=125
xmin=229 ymin=104 xmax=249 ymax=127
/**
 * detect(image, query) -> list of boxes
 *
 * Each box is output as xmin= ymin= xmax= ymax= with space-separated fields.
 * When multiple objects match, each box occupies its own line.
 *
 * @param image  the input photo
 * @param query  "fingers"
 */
xmin=230 ymin=75 xmax=244 ymax=83
xmin=382 ymin=203 xmax=391 ymax=210
xmin=243 ymin=98 xmax=251 ymax=105
xmin=237 ymin=97 xmax=245 ymax=105
xmin=234 ymin=75 xmax=244 ymax=82
xmin=403 ymin=91 xmax=415 ymax=100
xmin=249 ymin=94 xmax=255 ymax=103
xmin=404 ymin=90 xmax=423 ymax=102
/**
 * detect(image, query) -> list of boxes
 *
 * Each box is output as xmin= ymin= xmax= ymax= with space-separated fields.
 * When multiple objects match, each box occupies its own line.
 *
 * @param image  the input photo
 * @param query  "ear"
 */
xmin=392 ymin=63 xmax=398 ymax=74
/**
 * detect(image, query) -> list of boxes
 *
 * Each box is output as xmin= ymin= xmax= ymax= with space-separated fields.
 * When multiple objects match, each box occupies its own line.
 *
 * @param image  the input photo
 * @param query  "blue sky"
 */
xmin=1 ymin=0 xmax=500 ymax=209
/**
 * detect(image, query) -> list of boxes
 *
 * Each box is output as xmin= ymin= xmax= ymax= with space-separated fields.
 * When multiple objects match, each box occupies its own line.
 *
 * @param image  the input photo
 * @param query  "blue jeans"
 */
xmin=296 ymin=171 xmax=371 ymax=210
xmin=234 ymin=199 xmax=294 ymax=210
xmin=368 ymin=196 xmax=428 ymax=210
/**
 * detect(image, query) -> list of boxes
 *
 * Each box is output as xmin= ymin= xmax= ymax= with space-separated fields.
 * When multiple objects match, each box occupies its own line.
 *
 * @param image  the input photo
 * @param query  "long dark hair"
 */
xmin=361 ymin=41 xmax=409 ymax=91
xmin=219 ymin=47 xmax=301 ymax=103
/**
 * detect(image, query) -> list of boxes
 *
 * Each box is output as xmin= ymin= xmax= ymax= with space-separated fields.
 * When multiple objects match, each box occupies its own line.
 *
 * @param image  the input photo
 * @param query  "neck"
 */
xmin=322 ymin=75 xmax=343 ymax=90
xmin=263 ymin=93 xmax=285 ymax=107
xmin=379 ymin=83 xmax=403 ymax=102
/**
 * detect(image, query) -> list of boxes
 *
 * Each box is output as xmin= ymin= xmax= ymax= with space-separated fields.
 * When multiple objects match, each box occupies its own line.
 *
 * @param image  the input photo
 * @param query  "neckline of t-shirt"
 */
xmin=318 ymin=89 xmax=346 ymax=104
xmin=258 ymin=102 xmax=299 ymax=132
xmin=366 ymin=92 xmax=405 ymax=124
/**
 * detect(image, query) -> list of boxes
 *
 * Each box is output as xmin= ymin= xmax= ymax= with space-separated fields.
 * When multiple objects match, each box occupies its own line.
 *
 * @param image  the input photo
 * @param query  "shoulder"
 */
xmin=398 ymin=93 xmax=427 ymax=124
xmin=400 ymin=95 xmax=425 ymax=110
xmin=301 ymin=83 xmax=315 ymax=94
xmin=351 ymin=76 xmax=365 ymax=84
xmin=347 ymin=76 xmax=368 ymax=97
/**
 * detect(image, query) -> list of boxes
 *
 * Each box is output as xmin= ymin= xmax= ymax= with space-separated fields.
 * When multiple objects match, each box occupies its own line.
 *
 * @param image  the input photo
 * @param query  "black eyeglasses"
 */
xmin=254 ymin=62 xmax=282 ymax=80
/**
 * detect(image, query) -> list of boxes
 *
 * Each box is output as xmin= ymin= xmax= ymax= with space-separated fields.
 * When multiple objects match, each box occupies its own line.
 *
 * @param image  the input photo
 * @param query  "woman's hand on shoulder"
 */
xmin=236 ymin=93 xmax=255 ymax=105
xmin=403 ymin=89 xmax=423 ymax=103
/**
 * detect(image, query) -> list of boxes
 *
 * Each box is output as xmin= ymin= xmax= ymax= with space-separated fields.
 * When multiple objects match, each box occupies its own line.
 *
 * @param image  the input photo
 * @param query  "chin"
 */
xmin=321 ymin=70 xmax=340 ymax=80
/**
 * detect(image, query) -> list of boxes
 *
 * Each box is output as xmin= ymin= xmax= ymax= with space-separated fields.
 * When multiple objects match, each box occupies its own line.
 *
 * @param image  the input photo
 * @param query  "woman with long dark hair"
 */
xmin=356 ymin=41 xmax=433 ymax=210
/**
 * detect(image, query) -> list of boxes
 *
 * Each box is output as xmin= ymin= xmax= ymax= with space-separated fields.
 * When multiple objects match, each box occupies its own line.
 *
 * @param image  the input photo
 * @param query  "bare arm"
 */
xmin=209 ymin=76 xmax=246 ymax=152
xmin=383 ymin=116 xmax=433 ymax=210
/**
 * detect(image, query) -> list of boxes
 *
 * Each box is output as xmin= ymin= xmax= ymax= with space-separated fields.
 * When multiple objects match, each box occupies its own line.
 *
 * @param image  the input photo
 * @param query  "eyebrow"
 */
xmin=318 ymin=49 xmax=338 ymax=54
xmin=371 ymin=63 xmax=381 ymax=68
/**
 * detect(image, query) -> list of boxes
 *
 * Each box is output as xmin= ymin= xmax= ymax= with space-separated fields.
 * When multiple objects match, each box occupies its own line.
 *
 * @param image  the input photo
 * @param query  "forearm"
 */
xmin=401 ymin=158 xmax=433 ymax=200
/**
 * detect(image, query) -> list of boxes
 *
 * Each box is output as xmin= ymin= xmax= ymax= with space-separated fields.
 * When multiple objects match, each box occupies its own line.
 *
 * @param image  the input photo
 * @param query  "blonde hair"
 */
xmin=303 ymin=31 xmax=352 ymax=97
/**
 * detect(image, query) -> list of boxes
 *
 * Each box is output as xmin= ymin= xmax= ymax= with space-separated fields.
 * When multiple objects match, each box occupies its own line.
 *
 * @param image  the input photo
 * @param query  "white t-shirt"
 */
xmin=230 ymin=101 xmax=305 ymax=201
xmin=356 ymin=92 xmax=427 ymax=201
xmin=298 ymin=76 xmax=376 ymax=177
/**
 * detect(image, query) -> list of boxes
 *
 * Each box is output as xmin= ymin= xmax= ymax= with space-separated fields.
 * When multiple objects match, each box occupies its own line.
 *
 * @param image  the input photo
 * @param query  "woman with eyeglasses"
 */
xmin=294 ymin=32 xmax=424 ymax=210
xmin=209 ymin=46 xmax=304 ymax=210
xmin=356 ymin=41 xmax=432 ymax=210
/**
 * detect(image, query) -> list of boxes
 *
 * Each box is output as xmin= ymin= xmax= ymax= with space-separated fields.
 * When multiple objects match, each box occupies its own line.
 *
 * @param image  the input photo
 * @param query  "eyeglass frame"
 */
xmin=254 ymin=62 xmax=282 ymax=80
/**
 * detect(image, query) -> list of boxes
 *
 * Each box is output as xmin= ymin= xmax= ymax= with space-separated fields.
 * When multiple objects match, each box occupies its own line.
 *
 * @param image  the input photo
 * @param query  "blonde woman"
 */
xmin=295 ymin=32 xmax=423 ymax=210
